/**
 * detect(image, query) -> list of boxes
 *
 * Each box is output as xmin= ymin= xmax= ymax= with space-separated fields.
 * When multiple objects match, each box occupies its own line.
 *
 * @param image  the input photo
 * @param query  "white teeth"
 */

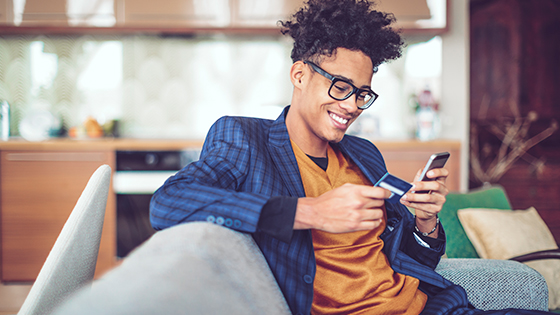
xmin=330 ymin=113 xmax=348 ymax=125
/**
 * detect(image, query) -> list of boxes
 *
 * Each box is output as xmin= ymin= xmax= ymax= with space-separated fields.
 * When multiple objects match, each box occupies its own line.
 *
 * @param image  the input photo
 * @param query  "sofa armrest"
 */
xmin=510 ymin=248 xmax=560 ymax=263
xmin=53 ymin=222 xmax=291 ymax=315
xmin=436 ymin=258 xmax=549 ymax=311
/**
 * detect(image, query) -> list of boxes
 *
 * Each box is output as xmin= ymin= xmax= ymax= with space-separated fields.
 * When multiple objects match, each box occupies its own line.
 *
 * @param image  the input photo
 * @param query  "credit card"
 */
xmin=374 ymin=173 xmax=413 ymax=203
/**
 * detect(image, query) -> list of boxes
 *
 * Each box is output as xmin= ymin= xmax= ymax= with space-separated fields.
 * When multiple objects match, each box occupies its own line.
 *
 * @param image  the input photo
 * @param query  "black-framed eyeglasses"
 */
xmin=304 ymin=61 xmax=379 ymax=110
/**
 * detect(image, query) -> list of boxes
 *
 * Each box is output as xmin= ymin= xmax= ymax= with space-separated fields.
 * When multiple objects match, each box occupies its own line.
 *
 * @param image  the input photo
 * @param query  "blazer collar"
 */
xmin=267 ymin=106 xmax=307 ymax=198
xmin=333 ymin=139 xmax=387 ymax=184
xmin=334 ymin=138 xmax=406 ymax=220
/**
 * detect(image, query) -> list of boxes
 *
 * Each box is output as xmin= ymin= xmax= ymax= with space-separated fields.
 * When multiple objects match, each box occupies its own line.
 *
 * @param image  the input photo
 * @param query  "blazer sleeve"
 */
xmin=399 ymin=208 xmax=446 ymax=270
xmin=150 ymin=116 xmax=270 ymax=233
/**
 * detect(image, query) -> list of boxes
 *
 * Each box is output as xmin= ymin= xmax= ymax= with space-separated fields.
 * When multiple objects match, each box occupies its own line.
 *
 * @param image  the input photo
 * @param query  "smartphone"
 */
xmin=419 ymin=152 xmax=450 ymax=181
xmin=415 ymin=152 xmax=450 ymax=194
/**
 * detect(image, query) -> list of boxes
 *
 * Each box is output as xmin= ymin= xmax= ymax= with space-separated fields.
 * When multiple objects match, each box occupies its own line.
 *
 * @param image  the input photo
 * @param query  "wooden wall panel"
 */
xmin=470 ymin=0 xmax=560 ymax=243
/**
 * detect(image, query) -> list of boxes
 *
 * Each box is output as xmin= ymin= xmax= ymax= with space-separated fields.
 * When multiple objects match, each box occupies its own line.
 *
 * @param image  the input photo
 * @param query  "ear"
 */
xmin=290 ymin=61 xmax=306 ymax=88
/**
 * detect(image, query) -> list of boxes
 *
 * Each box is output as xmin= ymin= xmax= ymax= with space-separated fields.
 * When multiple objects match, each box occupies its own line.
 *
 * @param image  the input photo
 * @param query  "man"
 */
xmin=151 ymin=1 xmax=551 ymax=314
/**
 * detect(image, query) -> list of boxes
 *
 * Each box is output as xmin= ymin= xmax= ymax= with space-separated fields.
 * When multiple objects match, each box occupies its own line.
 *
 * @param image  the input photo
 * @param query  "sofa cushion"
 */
xmin=458 ymin=207 xmax=560 ymax=309
xmin=439 ymin=186 xmax=512 ymax=258
xmin=457 ymin=207 xmax=557 ymax=259
xmin=436 ymin=259 xmax=549 ymax=311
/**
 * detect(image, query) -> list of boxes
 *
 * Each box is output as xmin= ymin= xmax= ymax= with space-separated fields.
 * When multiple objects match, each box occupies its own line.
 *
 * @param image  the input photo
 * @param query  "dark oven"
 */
xmin=113 ymin=149 xmax=200 ymax=258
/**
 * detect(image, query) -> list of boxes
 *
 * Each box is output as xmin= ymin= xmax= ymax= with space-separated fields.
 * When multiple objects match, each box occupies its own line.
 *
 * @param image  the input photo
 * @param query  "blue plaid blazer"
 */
xmin=151 ymin=106 xmax=454 ymax=315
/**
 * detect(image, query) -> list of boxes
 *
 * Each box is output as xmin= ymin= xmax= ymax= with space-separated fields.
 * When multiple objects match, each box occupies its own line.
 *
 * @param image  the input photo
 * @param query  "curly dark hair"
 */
xmin=279 ymin=0 xmax=404 ymax=71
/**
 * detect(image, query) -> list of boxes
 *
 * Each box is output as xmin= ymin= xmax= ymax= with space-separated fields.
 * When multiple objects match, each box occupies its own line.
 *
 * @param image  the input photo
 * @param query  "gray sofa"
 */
xmin=54 ymin=222 xmax=549 ymax=314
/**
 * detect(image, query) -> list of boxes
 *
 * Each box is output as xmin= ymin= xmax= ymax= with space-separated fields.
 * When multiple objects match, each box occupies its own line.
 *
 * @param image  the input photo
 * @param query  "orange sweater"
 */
xmin=291 ymin=141 xmax=427 ymax=315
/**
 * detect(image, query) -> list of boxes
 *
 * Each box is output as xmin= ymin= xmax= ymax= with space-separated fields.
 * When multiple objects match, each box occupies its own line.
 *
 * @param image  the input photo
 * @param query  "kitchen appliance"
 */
xmin=113 ymin=148 xmax=200 ymax=257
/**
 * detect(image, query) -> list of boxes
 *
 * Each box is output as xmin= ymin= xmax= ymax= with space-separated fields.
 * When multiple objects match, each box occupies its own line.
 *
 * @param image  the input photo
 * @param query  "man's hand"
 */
xmin=293 ymin=183 xmax=392 ymax=233
xmin=400 ymin=167 xmax=449 ymax=237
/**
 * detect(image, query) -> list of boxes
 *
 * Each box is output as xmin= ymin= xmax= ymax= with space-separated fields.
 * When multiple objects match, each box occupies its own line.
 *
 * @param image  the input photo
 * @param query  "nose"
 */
xmin=338 ymin=94 xmax=360 ymax=114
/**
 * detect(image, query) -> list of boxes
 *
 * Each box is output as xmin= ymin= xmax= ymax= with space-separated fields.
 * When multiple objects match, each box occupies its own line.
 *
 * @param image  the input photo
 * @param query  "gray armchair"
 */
xmin=18 ymin=165 xmax=112 ymax=315
xmin=53 ymin=222 xmax=548 ymax=314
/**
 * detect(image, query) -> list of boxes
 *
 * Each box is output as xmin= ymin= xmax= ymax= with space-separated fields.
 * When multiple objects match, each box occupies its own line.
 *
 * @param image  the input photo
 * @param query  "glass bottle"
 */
xmin=0 ymin=101 xmax=9 ymax=141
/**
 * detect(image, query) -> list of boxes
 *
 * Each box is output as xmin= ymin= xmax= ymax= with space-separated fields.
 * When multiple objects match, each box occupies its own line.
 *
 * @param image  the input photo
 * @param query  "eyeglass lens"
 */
xmin=329 ymin=80 xmax=374 ymax=107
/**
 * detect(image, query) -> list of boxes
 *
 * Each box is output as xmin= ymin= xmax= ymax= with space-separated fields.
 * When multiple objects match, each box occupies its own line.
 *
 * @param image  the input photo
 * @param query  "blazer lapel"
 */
xmin=335 ymin=137 xmax=406 ymax=261
xmin=334 ymin=137 xmax=387 ymax=186
xmin=267 ymin=107 xmax=306 ymax=198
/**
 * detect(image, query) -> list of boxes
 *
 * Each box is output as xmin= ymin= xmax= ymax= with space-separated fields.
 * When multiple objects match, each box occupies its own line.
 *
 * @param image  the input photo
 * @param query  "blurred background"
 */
xmin=0 ymin=0 xmax=448 ymax=141
xmin=1 ymin=0 xmax=559 ymax=313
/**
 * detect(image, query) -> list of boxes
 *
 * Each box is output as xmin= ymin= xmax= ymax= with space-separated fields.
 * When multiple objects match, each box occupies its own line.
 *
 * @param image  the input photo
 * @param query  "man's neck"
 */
xmin=285 ymin=107 xmax=329 ymax=158
xmin=290 ymin=137 xmax=328 ymax=158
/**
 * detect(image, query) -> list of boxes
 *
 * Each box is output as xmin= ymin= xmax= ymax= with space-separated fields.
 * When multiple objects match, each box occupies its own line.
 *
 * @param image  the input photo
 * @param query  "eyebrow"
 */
xmin=309 ymin=61 xmax=372 ymax=90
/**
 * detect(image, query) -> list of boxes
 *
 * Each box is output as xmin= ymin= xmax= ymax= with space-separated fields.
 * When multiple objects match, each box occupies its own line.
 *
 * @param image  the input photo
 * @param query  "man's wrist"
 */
xmin=293 ymin=197 xmax=317 ymax=230
xmin=414 ymin=215 xmax=439 ymax=237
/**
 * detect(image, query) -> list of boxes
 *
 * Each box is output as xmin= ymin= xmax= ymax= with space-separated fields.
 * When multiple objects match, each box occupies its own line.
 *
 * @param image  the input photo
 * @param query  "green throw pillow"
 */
xmin=439 ymin=186 xmax=512 ymax=258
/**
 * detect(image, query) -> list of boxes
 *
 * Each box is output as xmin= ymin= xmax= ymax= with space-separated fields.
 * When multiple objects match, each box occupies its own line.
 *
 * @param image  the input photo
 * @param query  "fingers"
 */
xmin=402 ymin=197 xmax=444 ymax=217
xmin=351 ymin=207 xmax=384 ymax=222
xmin=294 ymin=184 xmax=391 ymax=233
xmin=335 ymin=183 xmax=392 ymax=209
xmin=402 ymin=167 xmax=450 ymax=219
xmin=420 ymin=167 xmax=449 ymax=182
xmin=341 ymin=185 xmax=390 ymax=231
xmin=403 ymin=182 xmax=447 ymax=205
xmin=411 ymin=181 xmax=448 ymax=196
xmin=401 ymin=181 xmax=448 ymax=220
xmin=339 ymin=182 xmax=391 ymax=199
xmin=351 ymin=218 xmax=384 ymax=231
xmin=359 ymin=184 xmax=394 ymax=200
xmin=337 ymin=184 xmax=389 ymax=222
xmin=410 ymin=167 xmax=449 ymax=193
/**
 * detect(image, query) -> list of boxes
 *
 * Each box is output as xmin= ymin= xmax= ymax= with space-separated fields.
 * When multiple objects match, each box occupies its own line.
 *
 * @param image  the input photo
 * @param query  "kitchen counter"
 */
xmin=0 ymin=137 xmax=460 ymax=151
xmin=0 ymin=137 xmax=462 ymax=190
xmin=373 ymin=139 xmax=461 ymax=150
xmin=0 ymin=137 xmax=462 ymax=186
xmin=0 ymin=136 xmax=462 ymax=282
xmin=0 ymin=138 xmax=204 ymax=151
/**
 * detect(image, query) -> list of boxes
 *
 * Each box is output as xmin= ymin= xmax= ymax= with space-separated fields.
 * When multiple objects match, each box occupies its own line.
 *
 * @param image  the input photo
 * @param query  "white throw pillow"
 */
xmin=457 ymin=207 xmax=560 ymax=310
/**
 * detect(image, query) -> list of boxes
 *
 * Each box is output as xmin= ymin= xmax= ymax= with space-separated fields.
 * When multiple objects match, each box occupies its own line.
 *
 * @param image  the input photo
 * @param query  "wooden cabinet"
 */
xmin=120 ymin=0 xmax=445 ymax=31
xmin=0 ymin=150 xmax=116 ymax=282
xmin=0 ymin=138 xmax=201 ymax=283
xmin=121 ymin=0 xmax=230 ymax=28
xmin=0 ymin=0 xmax=447 ymax=35
xmin=14 ymin=0 xmax=117 ymax=27
xmin=17 ymin=0 xmax=68 ymax=26
xmin=376 ymin=140 xmax=461 ymax=192
xmin=120 ymin=0 xmax=302 ymax=29
xmin=0 ymin=0 xmax=9 ymax=25
xmin=231 ymin=0 xmax=302 ymax=28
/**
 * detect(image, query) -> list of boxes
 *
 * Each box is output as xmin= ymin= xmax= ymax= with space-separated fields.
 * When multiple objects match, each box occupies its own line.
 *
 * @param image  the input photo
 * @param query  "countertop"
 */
xmin=0 ymin=138 xmax=204 ymax=151
xmin=0 ymin=137 xmax=461 ymax=152
xmin=0 ymin=137 xmax=463 ymax=191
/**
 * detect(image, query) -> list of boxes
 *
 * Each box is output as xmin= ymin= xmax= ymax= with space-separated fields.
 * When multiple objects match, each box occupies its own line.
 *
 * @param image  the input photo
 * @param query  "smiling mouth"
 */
xmin=330 ymin=112 xmax=349 ymax=125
